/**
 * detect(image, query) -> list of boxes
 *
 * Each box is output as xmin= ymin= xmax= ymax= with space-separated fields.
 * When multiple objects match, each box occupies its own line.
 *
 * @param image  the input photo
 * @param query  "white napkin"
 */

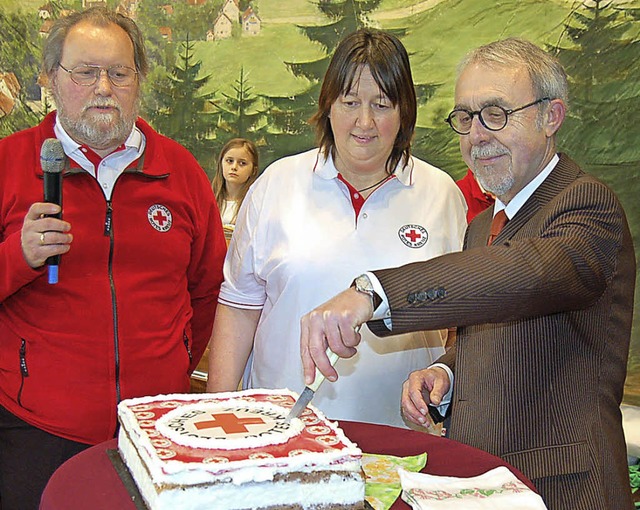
xmin=398 ymin=466 xmax=548 ymax=510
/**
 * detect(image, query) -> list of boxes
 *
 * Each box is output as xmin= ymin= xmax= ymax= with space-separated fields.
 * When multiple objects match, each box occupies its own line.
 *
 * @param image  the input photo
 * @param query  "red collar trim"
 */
xmin=337 ymin=173 xmax=393 ymax=217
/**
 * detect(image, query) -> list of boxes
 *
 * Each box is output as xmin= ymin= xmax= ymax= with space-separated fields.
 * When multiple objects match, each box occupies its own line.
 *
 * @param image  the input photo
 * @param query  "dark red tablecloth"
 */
xmin=40 ymin=420 xmax=535 ymax=510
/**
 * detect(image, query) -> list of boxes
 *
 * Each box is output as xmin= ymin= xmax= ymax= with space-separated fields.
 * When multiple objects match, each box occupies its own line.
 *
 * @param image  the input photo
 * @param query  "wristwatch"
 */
xmin=352 ymin=274 xmax=382 ymax=310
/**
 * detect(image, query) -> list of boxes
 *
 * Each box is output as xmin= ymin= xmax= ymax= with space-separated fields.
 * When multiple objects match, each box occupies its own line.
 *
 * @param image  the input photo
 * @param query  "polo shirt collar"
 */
xmin=313 ymin=149 xmax=414 ymax=187
xmin=53 ymin=117 xmax=143 ymax=165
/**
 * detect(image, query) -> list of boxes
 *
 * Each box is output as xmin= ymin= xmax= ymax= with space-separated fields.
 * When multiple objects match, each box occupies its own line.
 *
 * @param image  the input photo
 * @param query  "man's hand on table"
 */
xmin=401 ymin=367 xmax=451 ymax=429
xmin=300 ymin=287 xmax=373 ymax=385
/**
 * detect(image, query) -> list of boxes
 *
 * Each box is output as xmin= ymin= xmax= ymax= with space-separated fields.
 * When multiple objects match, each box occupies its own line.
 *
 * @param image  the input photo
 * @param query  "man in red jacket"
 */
xmin=456 ymin=168 xmax=495 ymax=223
xmin=0 ymin=7 xmax=226 ymax=509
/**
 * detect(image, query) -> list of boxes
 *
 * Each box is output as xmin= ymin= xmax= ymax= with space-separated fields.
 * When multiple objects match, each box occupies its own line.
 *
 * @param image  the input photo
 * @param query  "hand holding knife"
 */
xmin=285 ymin=348 xmax=340 ymax=422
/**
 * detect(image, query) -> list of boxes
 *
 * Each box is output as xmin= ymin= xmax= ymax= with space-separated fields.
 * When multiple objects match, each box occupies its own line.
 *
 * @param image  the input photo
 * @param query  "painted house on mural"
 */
xmin=0 ymin=73 xmax=20 ymax=118
xmin=82 ymin=0 xmax=107 ymax=9
xmin=117 ymin=0 xmax=139 ymax=20
xmin=38 ymin=72 xmax=54 ymax=113
xmin=159 ymin=4 xmax=174 ymax=16
xmin=242 ymin=6 xmax=261 ymax=36
xmin=221 ymin=0 xmax=240 ymax=22
xmin=38 ymin=3 xmax=53 ymax=19
xmin=39 ymin=18 xmax=53 ymax=38
xmin=159 ymin=26 xmax=173 ymax=42
xmin=211 ymin=12 xmax=233 ymax=40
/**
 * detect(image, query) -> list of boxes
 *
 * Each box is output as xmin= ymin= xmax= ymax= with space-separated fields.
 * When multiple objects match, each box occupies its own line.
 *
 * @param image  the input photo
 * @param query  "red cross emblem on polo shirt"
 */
xmin=404 ymin=229 xmax=422 ymax=243
xmin=398 ymin=224 xmax=428 ymax=248
xmin=194 ymin=412 xmax=266 ymax=434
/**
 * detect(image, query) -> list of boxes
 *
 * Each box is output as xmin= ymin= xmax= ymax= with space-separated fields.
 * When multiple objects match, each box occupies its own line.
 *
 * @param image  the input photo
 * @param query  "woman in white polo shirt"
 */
xmin=207 ymin=28 xmax=467 ymax=428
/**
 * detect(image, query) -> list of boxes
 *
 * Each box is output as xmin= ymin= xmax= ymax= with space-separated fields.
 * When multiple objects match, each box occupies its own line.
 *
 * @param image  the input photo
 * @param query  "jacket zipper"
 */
xmin=18 ymin=339 xmax=29 ymax=406
xmin=104 ymin=201 xmax=121 ymax=404
xmin=103 ymin=168 xmax=168 ymax=408
xmin=183 ymin=331 xmax=193 ymax=365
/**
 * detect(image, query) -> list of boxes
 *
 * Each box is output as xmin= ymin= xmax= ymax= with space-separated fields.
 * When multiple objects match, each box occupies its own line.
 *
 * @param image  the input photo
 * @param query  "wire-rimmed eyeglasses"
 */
xmin=58 ymin=63 xmax=138 ymax=87
xmin=445 ymin=97 xmax=551 ymax=135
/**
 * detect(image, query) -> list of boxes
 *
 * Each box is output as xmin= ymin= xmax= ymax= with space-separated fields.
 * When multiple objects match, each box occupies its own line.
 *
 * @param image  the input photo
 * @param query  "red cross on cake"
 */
xmin=194 ymin=412 xmax=266 ymax=433
xmin=155 ymin=398 xmax=304 ymax=449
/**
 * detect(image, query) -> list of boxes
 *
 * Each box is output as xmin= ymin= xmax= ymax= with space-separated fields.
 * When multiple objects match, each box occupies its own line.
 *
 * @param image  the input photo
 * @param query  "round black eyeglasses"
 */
xmin=445 ymin=97 xmax=550 ymax=135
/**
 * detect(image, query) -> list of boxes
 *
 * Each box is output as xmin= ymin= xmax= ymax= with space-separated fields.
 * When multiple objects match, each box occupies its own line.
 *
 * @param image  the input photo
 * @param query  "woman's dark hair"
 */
xmin=310 ymin=28 xmax=417 ymax=174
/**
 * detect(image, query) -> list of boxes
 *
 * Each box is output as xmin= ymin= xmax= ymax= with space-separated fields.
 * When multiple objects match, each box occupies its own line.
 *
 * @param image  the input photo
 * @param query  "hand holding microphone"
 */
xmin=19 ymin=138 xmax=73 ymax=283
xmin=40 ymin=138 xmax=67 ymax=284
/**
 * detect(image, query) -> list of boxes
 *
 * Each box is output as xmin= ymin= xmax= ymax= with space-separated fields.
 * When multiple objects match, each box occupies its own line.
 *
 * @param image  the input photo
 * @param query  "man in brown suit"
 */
xmin=300 ymin=38 xmax=635 ymax=510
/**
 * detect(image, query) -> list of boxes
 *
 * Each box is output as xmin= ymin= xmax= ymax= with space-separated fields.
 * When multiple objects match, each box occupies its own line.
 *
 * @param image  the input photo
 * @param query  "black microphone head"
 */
xmin=40 ymin=138 xmax=66 ymax=174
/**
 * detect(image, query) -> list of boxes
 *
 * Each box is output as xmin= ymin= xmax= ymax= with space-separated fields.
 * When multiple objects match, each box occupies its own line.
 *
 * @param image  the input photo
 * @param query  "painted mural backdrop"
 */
xmin=1 ymin=0 xmax=639 ymax=404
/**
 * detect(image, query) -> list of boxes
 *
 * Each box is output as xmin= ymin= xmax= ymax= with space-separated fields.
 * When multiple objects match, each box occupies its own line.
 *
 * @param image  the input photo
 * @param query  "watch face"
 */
xmin=356 ymin=275 xmax=373 ymax=293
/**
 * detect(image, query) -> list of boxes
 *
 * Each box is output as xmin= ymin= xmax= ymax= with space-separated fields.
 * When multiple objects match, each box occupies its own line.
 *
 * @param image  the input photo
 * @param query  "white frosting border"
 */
xmin=117 ymin=388 xmax=363 ymax=486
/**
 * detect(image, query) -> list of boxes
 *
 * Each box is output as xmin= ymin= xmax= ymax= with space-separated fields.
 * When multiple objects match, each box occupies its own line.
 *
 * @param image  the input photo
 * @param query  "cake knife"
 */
xmin=285 ymin=348 xmax=340 ymax=422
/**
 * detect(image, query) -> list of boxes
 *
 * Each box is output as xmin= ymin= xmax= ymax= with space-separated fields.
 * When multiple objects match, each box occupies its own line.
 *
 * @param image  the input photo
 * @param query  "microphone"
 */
xmin=40 ymin=138 xmax=66 ymax=284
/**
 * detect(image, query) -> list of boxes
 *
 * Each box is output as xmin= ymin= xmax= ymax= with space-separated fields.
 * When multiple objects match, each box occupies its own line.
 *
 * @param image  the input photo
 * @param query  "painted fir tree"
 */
xmin=146 ymin=35 xmax=217 ymax=172
xmin=552 ymin=0 xmax=640 ymax=168
xmin=260 ymin=0 xmax=404 ymax=165
xmin=258 ymin=0 xmax=444 ymax=169
xmin=212 ymin=66 xmax=266 ymax=141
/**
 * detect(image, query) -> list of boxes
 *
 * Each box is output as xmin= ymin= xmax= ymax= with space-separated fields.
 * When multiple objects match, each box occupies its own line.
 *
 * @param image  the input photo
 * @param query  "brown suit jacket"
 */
xmin=370 ymin=154 xmax=635 ymax=510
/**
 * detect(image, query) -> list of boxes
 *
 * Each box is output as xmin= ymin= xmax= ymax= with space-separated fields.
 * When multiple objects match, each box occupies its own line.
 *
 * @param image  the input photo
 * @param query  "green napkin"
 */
xmin=362 ymin=452 xmax=427 ymax=510
xmin=630 ymin=463 xmax=640 ymax=508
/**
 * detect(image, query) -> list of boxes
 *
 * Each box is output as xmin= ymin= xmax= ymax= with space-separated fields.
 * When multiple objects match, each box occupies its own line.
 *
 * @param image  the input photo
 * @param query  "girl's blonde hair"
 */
xmin=211 ymin=138 xmax=260 ymax=224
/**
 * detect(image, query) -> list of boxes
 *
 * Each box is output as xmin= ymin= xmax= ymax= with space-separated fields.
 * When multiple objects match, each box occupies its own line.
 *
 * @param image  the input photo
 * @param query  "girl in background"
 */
xmin=212 ymin=138 xmax=260 ymax=241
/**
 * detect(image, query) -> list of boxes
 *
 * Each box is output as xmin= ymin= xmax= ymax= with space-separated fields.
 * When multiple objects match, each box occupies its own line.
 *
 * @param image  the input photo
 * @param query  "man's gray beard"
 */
xmin=471 ymin=144 xmax=514 ymax=198
xmin=53 ymin=89 xmax=138 ymax=150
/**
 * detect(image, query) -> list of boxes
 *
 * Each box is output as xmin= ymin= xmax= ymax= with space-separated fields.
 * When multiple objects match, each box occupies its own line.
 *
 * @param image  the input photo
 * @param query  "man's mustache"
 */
xmin=471 ymin=144 xmax=509 ymax=160
xmin=83 ymin=100 xmax=121 ymax=113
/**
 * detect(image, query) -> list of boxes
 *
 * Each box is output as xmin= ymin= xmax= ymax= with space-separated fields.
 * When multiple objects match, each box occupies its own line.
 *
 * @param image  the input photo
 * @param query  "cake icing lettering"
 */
xmin=165 ymin=409 xmax=207 ymax=437
xmin=229 ymin=406 xmax=286 ymax=420
xmin=154 ymin=398 xmax=307 ymax=449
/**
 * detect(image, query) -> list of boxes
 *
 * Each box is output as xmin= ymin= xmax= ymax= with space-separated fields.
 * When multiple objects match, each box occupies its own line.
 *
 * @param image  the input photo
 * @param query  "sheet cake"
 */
xmin=117 ymin=389 xmax=365 ymax=509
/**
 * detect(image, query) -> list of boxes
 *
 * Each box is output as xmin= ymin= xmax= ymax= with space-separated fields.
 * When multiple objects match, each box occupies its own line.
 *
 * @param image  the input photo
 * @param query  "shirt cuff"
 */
xmin=364 ymin=271 xmax=391 ymax=323
xmin=430 ymin=362 xmax=454 ymax=415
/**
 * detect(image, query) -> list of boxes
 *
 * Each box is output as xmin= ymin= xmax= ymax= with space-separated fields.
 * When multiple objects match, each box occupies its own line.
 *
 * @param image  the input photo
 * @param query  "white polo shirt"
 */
xmin=219 ymin=148 xmax=467 ymax=427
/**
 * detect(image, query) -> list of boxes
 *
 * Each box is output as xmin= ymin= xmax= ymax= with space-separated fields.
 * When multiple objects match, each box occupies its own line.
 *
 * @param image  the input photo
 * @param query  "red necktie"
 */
xmin=488 ymin=210 xmax=508 ymax=246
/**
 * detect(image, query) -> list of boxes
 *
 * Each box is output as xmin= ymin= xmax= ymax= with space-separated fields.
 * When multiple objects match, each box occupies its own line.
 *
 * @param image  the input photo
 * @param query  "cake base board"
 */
xmin=107 ymin=449 xmax=149 ymax=510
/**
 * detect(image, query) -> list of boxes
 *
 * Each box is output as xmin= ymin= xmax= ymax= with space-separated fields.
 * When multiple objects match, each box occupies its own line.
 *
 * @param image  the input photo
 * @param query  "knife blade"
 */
xmin=285 ymin=348 xmax=340 ymax=422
